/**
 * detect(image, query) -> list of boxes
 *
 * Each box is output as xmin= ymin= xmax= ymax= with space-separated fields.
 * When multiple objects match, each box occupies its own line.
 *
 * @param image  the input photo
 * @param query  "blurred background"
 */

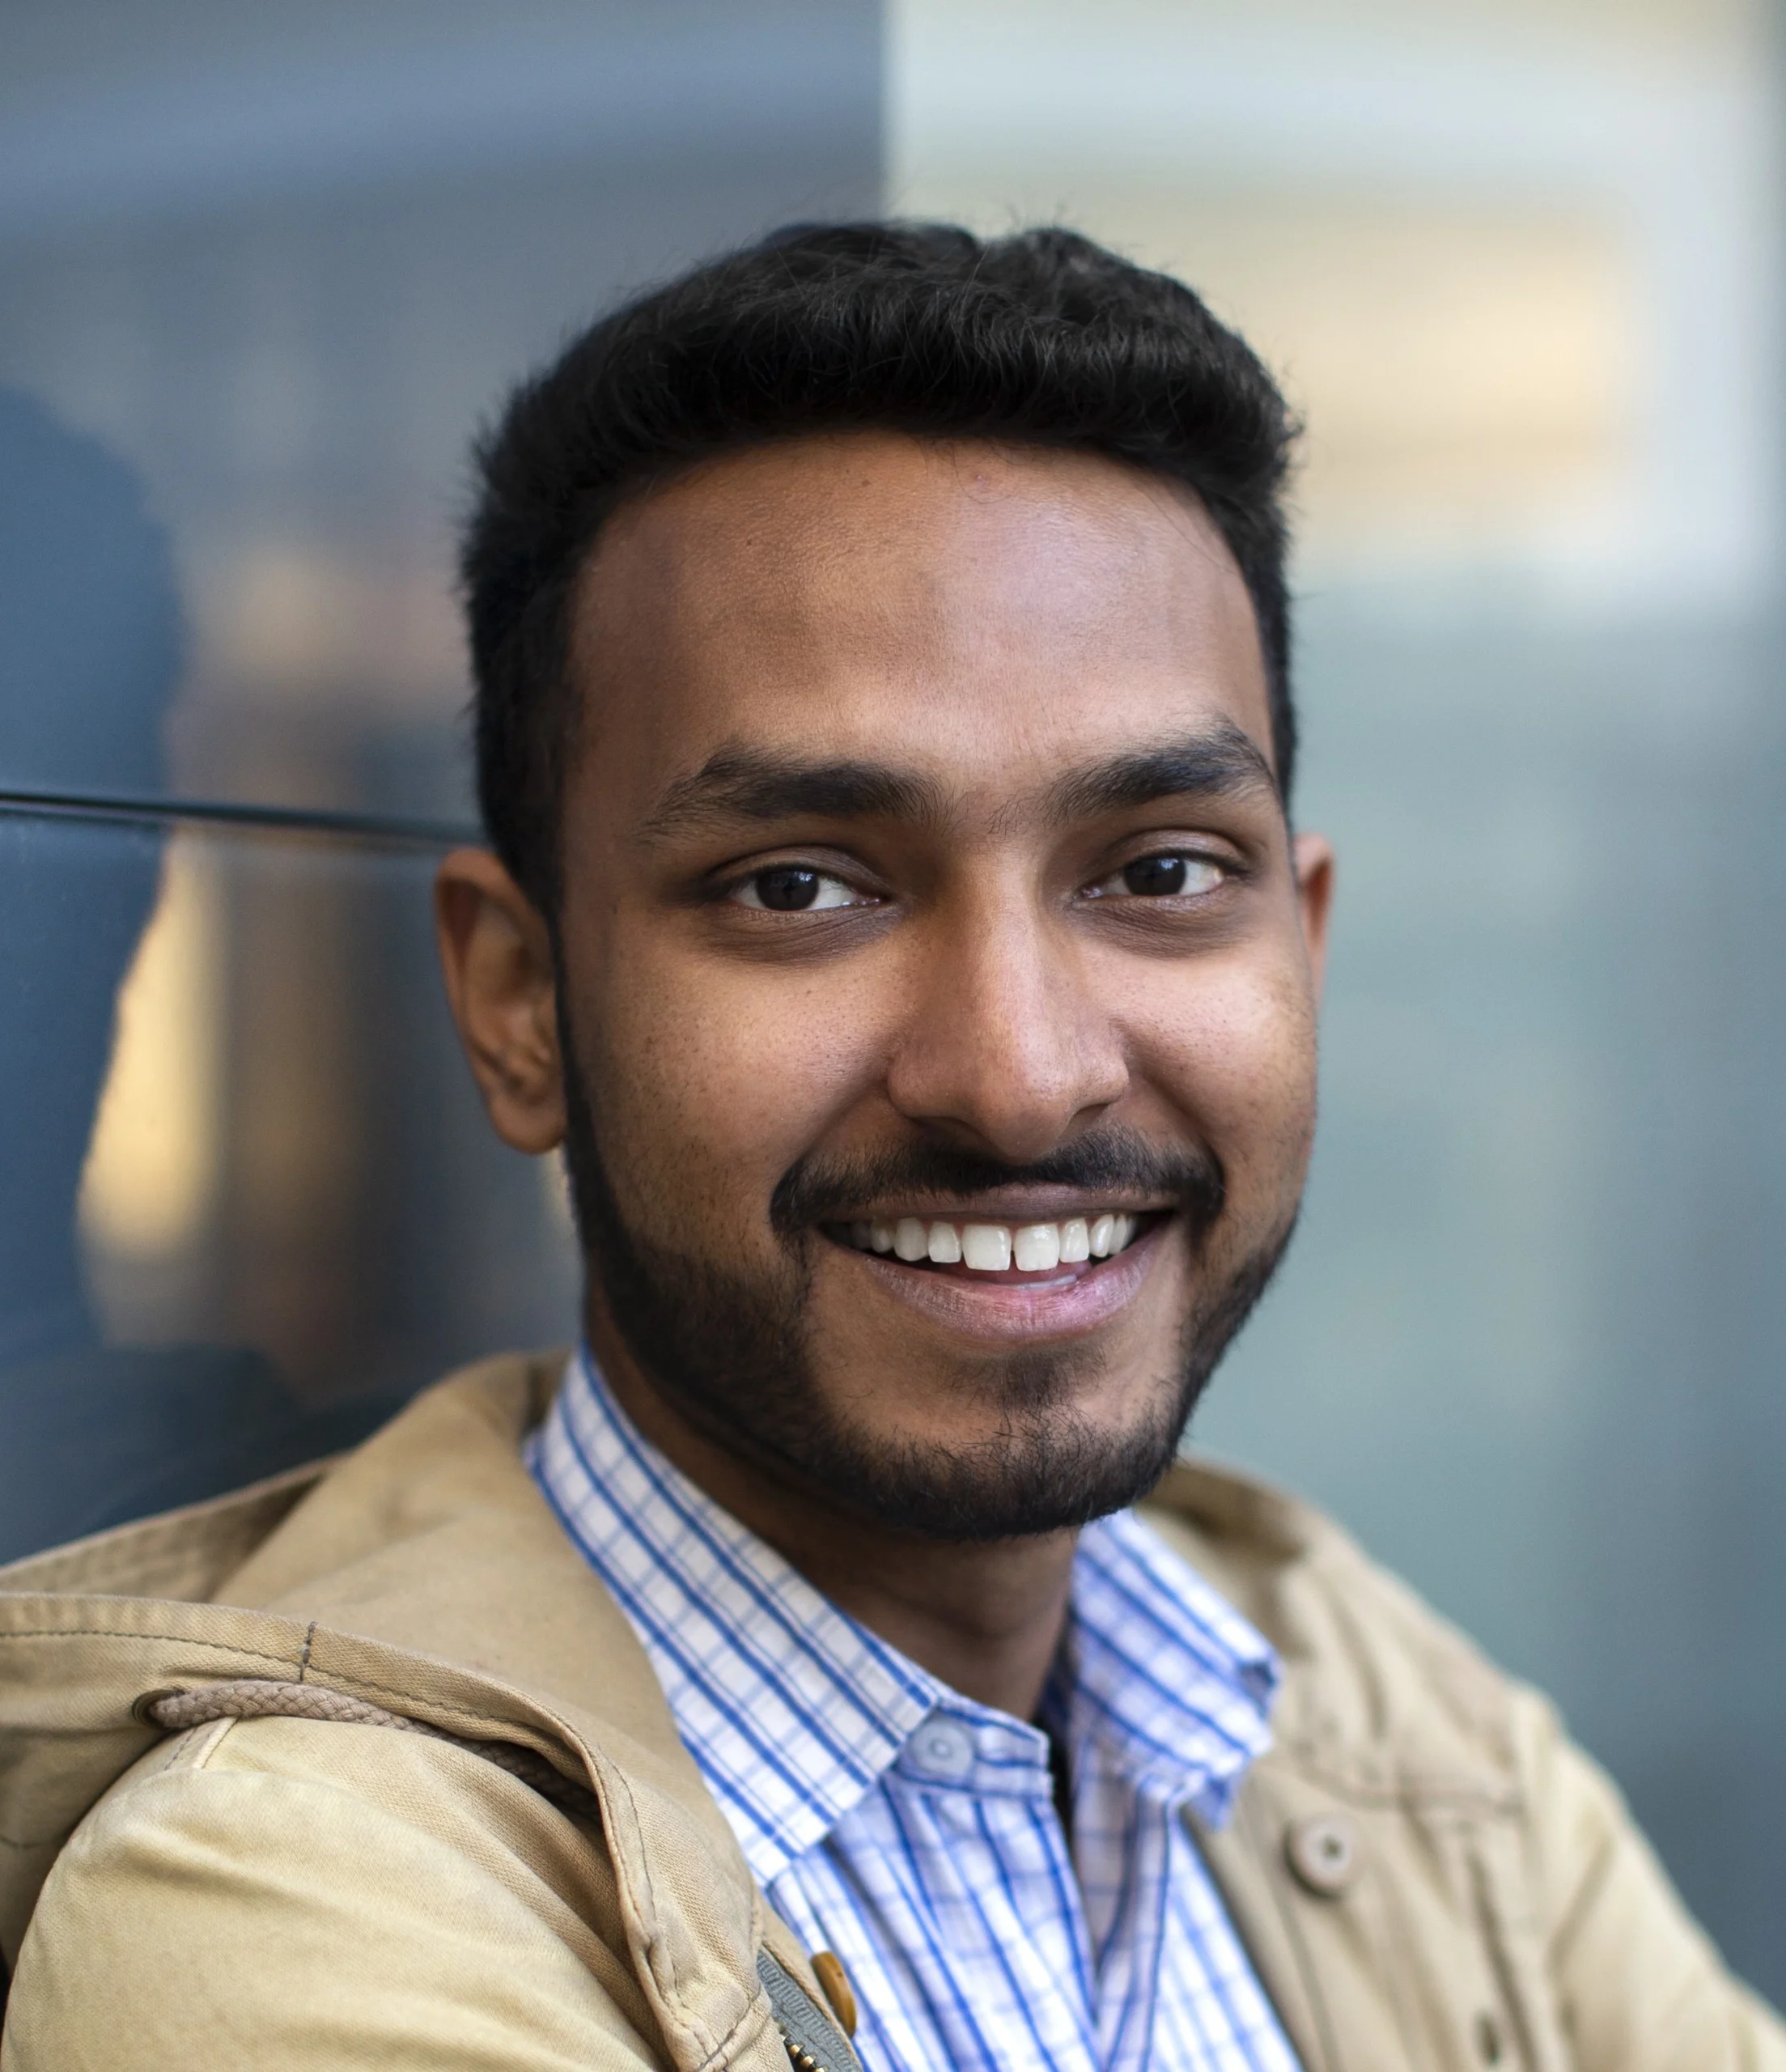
xmin=1 ymin=0 xmax=1782 ymax=2002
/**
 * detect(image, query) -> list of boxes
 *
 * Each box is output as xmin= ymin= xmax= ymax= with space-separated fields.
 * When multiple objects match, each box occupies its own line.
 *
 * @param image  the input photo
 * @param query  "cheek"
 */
xmin=1130 ymin=953 xmax=1319 ymax=1191
xmin=575 ymin=931 xmax=886 ymax=1236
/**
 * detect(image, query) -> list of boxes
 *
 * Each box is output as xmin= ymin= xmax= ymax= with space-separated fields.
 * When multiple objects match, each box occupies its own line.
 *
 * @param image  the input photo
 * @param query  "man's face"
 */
xmin=535 ymin=434 xmax=1329 ymax=1537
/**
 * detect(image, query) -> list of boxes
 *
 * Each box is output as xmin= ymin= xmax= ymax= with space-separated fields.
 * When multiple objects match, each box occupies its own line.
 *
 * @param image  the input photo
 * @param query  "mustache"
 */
xmin=770 ymin=1126 xmax=1226 ymax=1236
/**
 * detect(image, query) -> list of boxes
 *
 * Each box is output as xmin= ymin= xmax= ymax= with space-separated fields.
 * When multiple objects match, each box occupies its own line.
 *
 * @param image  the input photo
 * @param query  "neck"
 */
xmin=588 ymin=1327 xmax=1077 ymax=1722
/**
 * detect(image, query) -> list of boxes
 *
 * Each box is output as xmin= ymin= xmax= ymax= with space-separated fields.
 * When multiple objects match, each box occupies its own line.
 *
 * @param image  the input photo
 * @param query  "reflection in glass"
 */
xmin=2 ymin=811 xmax=579 ymax=1563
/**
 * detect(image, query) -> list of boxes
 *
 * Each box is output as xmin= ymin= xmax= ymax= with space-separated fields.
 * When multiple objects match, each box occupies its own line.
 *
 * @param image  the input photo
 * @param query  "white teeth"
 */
xmin=850 ymin=1212 xmax=1144 ymax=1268
xmin=893 ymin=1216 xmax=929 ymax=1261
xmin=961 ymin=1223 xmax=1012 ymax=1272
xmin=1013 ymin=1223 xmax=1061 ymax=1272
xmin=927 ymin=1221 xmax=962 ymax=1264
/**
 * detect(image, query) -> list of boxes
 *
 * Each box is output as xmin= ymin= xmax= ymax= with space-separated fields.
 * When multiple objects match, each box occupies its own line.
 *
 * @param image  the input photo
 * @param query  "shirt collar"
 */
xmin=531 ymin=1348 xmax=1278 ymax=1879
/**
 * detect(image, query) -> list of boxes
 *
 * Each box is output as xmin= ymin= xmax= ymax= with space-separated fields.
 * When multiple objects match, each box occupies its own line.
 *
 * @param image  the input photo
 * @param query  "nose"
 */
xmin=883 ymin=881 xmax=1129 ymax=1163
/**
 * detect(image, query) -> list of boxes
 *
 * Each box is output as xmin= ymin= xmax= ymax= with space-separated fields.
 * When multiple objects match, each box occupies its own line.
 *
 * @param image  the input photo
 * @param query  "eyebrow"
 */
xmin=639 ymin=723 xmax=1278 ymax=843
xmin=640 ymin=748 xmax=945 ymax=843
xmin=1045 ymin=723 xmax=1279 ymax=821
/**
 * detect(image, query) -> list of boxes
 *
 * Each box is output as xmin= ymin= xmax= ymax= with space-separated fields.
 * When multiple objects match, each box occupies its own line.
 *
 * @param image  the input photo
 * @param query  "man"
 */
xmin=0 ymin=223 xmax=1778 ymax=2070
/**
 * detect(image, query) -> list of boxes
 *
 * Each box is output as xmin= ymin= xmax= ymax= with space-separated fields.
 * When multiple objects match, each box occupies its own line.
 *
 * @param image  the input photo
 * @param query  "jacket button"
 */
xmin=1285 ymin=1812 xmax=1361 ymax=1896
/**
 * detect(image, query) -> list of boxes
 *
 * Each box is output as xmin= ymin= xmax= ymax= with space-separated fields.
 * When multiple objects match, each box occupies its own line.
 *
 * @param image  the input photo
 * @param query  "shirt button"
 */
xmin=908 ymin=1714 xmax=975 ymax=1781
xmin=1284 ymin=1811 xmax=1362 ymax=1896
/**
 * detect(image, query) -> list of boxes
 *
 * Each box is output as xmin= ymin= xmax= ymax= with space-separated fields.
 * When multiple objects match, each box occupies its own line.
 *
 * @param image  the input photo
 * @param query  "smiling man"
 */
xmin=2 ymin=225 xmax=1780 ymax=2072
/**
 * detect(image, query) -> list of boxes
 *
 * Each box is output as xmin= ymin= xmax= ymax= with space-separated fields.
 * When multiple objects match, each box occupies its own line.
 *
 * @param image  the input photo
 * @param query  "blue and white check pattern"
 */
xmin=529 ymin=1349 xmax=1302 ymax=2072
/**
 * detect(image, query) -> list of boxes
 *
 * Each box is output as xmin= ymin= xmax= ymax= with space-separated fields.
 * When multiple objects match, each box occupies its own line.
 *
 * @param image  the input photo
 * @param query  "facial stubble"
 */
xmin=558 ymin=1024 xmax=1296 ymax=1542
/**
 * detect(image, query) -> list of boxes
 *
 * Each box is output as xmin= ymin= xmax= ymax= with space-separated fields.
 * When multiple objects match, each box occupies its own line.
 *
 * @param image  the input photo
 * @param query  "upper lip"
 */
xmin=825 ymin=1191 xmax=1174 ymax=1225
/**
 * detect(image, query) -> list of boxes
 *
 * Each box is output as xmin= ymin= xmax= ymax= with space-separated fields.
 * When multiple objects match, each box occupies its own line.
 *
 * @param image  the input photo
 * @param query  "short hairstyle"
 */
xmin=463 ymin=222 xmax=1299 ymax=914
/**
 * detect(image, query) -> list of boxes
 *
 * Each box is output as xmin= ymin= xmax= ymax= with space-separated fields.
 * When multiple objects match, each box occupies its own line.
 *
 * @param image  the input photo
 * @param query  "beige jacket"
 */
xmin=0 ymin=1352 xmax=1779 ymax=2072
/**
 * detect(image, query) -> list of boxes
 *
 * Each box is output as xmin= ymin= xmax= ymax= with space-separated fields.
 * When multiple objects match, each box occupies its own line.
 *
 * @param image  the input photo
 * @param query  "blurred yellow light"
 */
xmin=78 ymin=838 xmax=223 ymax=1263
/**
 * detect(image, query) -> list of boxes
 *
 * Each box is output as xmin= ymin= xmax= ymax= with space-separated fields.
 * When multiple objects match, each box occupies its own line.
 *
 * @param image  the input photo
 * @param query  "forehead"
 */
xmin=570 ymin=432 xmax=1274 ymax=817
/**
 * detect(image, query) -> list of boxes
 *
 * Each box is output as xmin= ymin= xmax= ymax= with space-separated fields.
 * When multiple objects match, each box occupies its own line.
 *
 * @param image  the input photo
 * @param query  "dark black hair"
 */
xmin=463 ymin=221 xmax=1299 ymax=914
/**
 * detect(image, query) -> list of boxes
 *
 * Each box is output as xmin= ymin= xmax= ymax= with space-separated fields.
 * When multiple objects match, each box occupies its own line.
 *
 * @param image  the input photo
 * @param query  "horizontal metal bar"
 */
xmin=0 ymin=786 xmax=482 ymax=850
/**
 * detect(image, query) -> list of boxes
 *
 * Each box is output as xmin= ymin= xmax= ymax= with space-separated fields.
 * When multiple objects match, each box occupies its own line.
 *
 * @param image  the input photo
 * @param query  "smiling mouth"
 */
xmin=834 ymin=1211 xmax=1154 ymax=1276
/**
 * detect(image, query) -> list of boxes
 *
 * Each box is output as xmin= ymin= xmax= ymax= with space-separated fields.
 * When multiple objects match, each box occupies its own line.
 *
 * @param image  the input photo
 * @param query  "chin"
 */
xmin=778 ymin=1367 xmax=1199 ymax=1543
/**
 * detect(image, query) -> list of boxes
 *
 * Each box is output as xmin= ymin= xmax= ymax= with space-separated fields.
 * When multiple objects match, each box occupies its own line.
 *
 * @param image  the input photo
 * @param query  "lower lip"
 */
xmin=831 ymin=1221 xmax=1168 ymax=1344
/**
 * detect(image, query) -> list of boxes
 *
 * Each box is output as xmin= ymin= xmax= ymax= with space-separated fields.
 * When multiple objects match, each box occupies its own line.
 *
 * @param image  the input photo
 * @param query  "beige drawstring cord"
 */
xmin=143 ymin=1678 xmax=599 ymax=1819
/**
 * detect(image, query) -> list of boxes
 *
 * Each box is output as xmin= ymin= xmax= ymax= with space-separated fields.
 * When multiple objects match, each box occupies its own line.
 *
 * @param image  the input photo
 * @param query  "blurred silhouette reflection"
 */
xmin=0 ymin=390 xmax=397 ymax=1562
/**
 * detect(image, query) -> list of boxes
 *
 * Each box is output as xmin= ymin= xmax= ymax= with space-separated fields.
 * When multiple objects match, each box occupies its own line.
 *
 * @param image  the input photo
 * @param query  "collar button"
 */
xmin=908 ymin=1715 xmax=975 ymax=1782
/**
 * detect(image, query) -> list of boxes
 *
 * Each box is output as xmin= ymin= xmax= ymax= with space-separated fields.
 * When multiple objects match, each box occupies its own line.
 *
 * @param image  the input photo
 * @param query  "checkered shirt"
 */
xmin=529 ymin=1348 xmax=1303 ymax=2072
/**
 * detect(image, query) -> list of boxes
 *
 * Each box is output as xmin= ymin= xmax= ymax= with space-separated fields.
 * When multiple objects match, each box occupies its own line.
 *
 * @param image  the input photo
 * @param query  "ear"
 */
xmin=434 ymin=847 xmax=566 ymax=1154
xmin=1291 ymin=831 xmax=1335 ymax=1008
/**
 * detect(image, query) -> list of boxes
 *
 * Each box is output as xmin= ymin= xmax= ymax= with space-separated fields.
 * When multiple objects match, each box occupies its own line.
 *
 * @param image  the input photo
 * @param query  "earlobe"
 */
xmin=1292 ymin=832 xmax=1335 ymax=1005
xmin=434 ymin=848 xmax=568 ymax=1155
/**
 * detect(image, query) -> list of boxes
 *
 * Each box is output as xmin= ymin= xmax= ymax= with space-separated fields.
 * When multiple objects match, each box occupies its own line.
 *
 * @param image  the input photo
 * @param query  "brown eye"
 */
xmin=1088 ymin=851 xmax=1224 ymax=900
xmin=729 ymin=867 xmax=867 ymax=912
xmin=1123 ymin=854 xmax=1189 ymax=896
xmin=754 ymin=867 xmax=821 ymax=910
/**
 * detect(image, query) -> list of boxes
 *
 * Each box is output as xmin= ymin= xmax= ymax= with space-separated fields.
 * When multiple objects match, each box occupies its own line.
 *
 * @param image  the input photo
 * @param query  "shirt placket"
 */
xmin=1089 ymin=1768 xmax=1178 ymax=2072
xmin=879 ymin=1717 xmax=1101 ymax=2072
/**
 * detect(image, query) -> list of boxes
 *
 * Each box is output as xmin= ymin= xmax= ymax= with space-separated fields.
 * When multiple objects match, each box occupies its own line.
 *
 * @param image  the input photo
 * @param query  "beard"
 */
xmin=560 ymin=1038 xmax=1296 ymax=1543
